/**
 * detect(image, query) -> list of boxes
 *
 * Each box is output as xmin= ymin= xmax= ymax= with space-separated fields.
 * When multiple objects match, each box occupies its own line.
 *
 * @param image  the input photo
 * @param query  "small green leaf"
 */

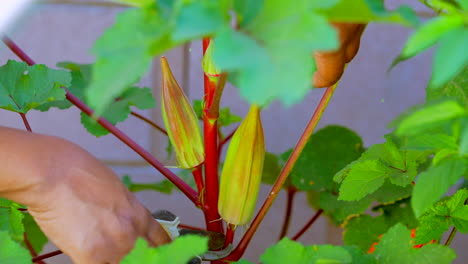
xmin=395 ymin=100 xmax=465 ymax=136
xmin=402 ymin=132 xmax=458 ymax=151
xmin=427 ymin=63 xmax=468 ymax=103
xmin=0 ymin=60 xmax=71 ymax=113
xmin=430 ymin=27 xmax=468 ymax=87
xmin=0 ymin=231 xmax=32 ymax=264
xmin=219 ymin=107 xmax=242 ymax=127
xmin=121 ymin=235 xmax=208 ymax=264
xmin=338 ymin=160 xmax=390 ymax=201
xmin=122 ymin=175 xmax=175 ymax=194
xmin=373 ymin=224 xmax=456 ymax=264
xmin=401 ymin=15 xmax=464 ymax=59
xmin=412 ymin=158 xmax=467 ymax=217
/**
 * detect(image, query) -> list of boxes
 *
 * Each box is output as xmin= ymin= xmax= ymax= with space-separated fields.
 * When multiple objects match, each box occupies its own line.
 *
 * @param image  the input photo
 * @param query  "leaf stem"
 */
xmin=291 ymin=209 xmax=323 ymax=241
xmin=226 ymin=84 xmax=337 ymax=261
xmin=445 ymin=227 xmax=457 ymax=246
xmin=278 ymin=188 xmax=297 ymax=240
xmin=3 ymin=36 xmax=199 ymax=206
xmin=130 ymin=111 xmax=167 ymax=135
xmin=24 ymin=233 xmax=47 ymax=264
xmin=32 ymin=250 xmax=62 ymax=263
xmin=19 ymin=113 xmax=32 ymax=132
xmin=202 ymin=38 xmax=223 ymax=233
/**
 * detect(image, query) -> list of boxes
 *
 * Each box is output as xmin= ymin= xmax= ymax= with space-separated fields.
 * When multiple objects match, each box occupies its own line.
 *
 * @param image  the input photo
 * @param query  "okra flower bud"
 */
xmin=218 ymin=105 xmax=265 ymax=226
xmin=161 ymin=57 xmax=204 ymax=169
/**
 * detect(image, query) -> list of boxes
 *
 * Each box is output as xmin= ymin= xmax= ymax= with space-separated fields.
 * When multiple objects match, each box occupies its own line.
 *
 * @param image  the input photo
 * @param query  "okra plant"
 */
xmin=0 ymin=0 xmax=467 ymax=263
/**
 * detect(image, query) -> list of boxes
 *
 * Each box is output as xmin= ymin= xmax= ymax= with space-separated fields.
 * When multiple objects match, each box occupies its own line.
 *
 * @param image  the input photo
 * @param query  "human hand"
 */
xmin=0 ymin=127 xmax=171 ymax=263
xmin=313 ymin=23 xmax=366 ymax=88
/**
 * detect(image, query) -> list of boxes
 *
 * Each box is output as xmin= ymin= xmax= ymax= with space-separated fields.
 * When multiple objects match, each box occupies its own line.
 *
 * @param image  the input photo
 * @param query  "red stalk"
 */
xmin=278 ymin=188 xmax=297 ymax=239
xmin=192 ymin=165 xmax=205 ymax=202
xmin=224 ymin=224 xmax=236 ymax=247
xmin=24 ymin=233 xmax=47 ymax=264
xmin=202 ymin=38 xmax=223 ymax=233
xmin=20 ymin=113 xmax=32 ymax=132
xmin=3 ymin=37 xmax=199 ymax=206
xmin=226 ymin=85 xmax=337 ymax=261
xmin=291 ymin=209 xmax=323 ymax=241
xmin=32 ymin=250 xmax=62 ymax=263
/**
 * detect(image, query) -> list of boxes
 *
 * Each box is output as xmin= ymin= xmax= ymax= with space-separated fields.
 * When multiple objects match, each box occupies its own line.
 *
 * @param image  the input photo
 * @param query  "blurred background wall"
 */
xmin=0 ymin=0 xmax=466 ymax=263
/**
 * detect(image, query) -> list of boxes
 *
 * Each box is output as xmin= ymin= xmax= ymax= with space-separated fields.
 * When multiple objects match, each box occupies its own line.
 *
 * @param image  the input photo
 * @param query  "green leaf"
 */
xmin=122 ymin=175 xmax=175 ymax=194
xmin=260 ymin=238 xmax=312 ymax=264
xmin=395 ymin=100 xmax=466 ymax=136
xmin=314 ymin=191 xmax=373 ymax=224
xmin=412 ymin=158 xmax=467 ymax=217
xmin=416 ymin=189 xmax=468 ymax=243
xmin=460 ymin=119 xmax=468 ymax=156
xmin=430 ymin=27 xmax=468 ymax=87
xmin=82 ymin=86 xmax=155 ymax=137
xmin=319 ymin=0 xmax=418 ymax=25
xmin=372 ymin=198 xmax=418 ymax=228
xmin=374 ymin=224 xmax=455 ymax=264
xmin=233 ymin=0 xmax=264 ymax=27
xmin=292 ymin=126 xmax=364 ymax=191
xmin=338 ymin=160 xmax=391 ymax=200
xmin=0 ymin=207 xmax=24 ymax=242
xmin=213 ymin=1 xmax=338 ymax=106
xmin=110 ymin=0 xmax=154 ymax=7
xmin=400 ymin=15 xmax=464 ymax=60
xmin=219 ymin=107 xmax=242 ymax=127
xmin=343 ymin=246 xmax=377 ymax=264
xmin=0 ymin=231 xmax=32 ymax=264
xmin=402 ymin=132 xmax=458 ymax=151
xmin=262 ymin=152 xmax=281 ymax=185
xmin=36 ymin=62 xmax=91 ymax=111
xmin=368 ymin=180 xmax=413 ymax=203
xmin=121 ymin=235 xmax=208 ymax=264
xmin=427 ymin=64 xmax=468 ymax=103
xmin=0 ymin=60 xmax=71 ymax=113
xmin=307 ymin=244 xmax=352 ymax=264
xmin=260 ymin=238 xmax=353 ymax=264
xmin=343 ymin=215 xmax=388 ymax=251
xmin=86 ymin=7 xmax=164 ymax=115
xmin=172 ymin=1 xmax=227 ymax=42
xmin=22 ymin=213 xmax=47 ymax=254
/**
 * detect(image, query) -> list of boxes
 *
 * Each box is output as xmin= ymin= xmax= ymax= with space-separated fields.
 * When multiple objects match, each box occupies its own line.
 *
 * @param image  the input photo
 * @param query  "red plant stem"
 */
xmin=3 ymin=36 xmax=199 ymax=206
xmin=20 ymin=113 xmax=32 ymax=132
xmin=24 ymin=233 xmax=47 ymax=264
xmin=224 ymin=224 xmax=236 ymax=247
xmin=202 ymin=38 xmax=223 ymax=233
xmin=226 ymin=85 xmax=337 ymax=261
xmin=130 ymin=111 xmax=167 ymax=135
xmin=278 ymin=188 xmax=297 ymax=239
xmin=192 ymin=165 xmax=205 ymax=200
xmin=32 ymin=250 xmax=62 ymax=263
xmin=292 ymin=209 xmax=324 ymax=241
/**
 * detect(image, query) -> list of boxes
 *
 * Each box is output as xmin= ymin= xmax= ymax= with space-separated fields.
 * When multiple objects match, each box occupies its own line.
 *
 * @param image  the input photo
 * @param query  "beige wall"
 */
xmin=0 ymin=1 xmax=466 ymax=263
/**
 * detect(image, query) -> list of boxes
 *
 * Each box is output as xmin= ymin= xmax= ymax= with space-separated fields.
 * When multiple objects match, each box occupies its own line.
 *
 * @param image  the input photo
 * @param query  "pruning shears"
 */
xmin=153 ymin=210 xmax=233 ymax=262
